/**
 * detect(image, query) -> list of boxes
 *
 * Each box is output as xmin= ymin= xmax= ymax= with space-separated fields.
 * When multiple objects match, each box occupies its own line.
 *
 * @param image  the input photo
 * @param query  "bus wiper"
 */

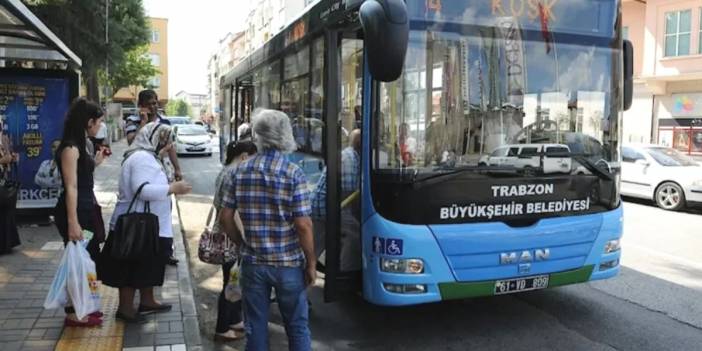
xmin=549 ymin=152 xmax=615 ymax=181
xmin=413 ymin=165 xmax=520 ymax=187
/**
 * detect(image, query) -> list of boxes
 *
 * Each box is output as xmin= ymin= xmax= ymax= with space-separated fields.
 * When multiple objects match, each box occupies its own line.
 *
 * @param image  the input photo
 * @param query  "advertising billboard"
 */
xmin=0 ymin=69 xmax=78 ymax=209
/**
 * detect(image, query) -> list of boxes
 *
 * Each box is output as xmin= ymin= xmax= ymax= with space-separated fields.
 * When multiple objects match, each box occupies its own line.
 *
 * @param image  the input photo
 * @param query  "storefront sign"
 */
xmin=672 ymin=93 xmax=702 ymax=117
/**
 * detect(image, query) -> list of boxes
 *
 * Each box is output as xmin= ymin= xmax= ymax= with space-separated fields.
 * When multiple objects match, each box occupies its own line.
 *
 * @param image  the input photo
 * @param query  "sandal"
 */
xmin=214 ymin=329 xmax=244 ymax=342
xmin=64 ymin=316 xmax=102 ymax=327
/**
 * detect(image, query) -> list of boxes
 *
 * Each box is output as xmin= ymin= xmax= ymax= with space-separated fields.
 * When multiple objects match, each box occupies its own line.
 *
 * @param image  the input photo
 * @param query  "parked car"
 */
xmin=478 ymin=143 xmax=572 ymax=174
xmin=621 ymin=144 xmax=702 ymax=211
xmin=165 ymin=116 xmax=192 ymax=125
xmin=173 ymin=125 xmax=212 ymax=156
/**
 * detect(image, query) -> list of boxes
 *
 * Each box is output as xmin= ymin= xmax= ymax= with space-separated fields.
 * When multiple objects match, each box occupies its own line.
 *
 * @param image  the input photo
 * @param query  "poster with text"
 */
xmin=0 ymin=76 xmax=69 ymax=209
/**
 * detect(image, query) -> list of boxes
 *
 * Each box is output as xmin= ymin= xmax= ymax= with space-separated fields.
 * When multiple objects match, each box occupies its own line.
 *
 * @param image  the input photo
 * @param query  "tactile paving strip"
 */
xmin=54 ymin=285 xmax=124 ymax=351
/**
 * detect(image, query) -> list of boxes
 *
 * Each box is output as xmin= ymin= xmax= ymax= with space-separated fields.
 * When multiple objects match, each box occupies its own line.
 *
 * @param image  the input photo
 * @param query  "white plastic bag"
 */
xmin=224 ymin=260 xmax=242 ymax=303
xmin=65 ymin=241 xmax=101 ymax=319
xmin=43 ymin=246 xmax=70 ymax=310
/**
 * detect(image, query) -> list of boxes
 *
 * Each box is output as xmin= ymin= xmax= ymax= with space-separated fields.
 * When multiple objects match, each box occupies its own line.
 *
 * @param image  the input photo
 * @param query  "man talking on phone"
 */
xmin=124 ymin=90 xmax=182 ymax=266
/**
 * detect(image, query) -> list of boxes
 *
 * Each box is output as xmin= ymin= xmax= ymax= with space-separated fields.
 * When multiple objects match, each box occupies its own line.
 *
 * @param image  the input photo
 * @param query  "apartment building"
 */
xmin=113 ymin=17 xmax=169 ymax=107
xmin=624 ymin=0 xmax=702 ymax=155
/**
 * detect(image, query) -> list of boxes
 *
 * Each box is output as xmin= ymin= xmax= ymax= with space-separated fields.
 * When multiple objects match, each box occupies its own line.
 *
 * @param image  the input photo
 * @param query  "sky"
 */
xmin=142 ymin=0 xmax=249 ymax=97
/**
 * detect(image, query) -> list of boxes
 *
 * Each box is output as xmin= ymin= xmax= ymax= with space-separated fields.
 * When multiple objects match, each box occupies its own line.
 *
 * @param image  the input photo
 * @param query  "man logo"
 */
xmin=500 ymin=249 xmax=550 ymax=265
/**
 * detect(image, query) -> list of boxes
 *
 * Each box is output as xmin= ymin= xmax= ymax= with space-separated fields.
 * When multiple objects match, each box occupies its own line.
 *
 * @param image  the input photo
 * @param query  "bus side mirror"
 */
xmin=359 ymin=0 xmax=409 ymax=82
xmin=623 ymin=39 xmax=633 ymax=111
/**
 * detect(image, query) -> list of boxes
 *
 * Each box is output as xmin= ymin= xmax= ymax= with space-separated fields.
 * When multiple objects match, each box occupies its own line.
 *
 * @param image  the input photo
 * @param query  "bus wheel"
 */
xmin=655 ymin=182 xmax=685 ymax=211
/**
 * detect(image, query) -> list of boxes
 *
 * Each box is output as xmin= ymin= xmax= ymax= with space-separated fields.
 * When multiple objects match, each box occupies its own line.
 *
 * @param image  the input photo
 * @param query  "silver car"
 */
xmin=621 ymin=144 xmax=702 ymax=211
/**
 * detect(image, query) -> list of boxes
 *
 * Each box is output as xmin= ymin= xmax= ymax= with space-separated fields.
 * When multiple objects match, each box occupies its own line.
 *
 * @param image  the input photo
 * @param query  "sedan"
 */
xmin=174 ymin=125 xmax=212 ymax=156
xmin=621 ymin=144 xmax=702 ymax=211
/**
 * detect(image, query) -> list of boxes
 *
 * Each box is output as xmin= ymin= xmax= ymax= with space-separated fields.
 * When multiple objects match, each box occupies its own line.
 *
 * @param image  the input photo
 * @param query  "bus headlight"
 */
xmin=380 ymin=258 xmax=424 ymax=274
xmin=604 ymin=239 xmax=621 ymax=254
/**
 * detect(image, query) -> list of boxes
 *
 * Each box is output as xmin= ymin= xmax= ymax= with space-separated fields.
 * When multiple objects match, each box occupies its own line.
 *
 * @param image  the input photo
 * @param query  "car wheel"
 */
xmin=478 ymin=162 xmax=487 ymax=167
xmin=655 ymin=182 xmax=685 ymax=211
xmin=523 ymin=166 xmax=536 ymax=176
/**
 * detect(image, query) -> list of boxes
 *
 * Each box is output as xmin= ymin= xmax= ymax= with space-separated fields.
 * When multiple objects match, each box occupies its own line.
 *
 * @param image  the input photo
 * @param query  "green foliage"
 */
xmin=99 ymin=44 xmax=159 ymax=97
xmin=23 ymin=0 xmax=150 ymax=101
xmin=165 ymin=100 xmax=192 ymax=117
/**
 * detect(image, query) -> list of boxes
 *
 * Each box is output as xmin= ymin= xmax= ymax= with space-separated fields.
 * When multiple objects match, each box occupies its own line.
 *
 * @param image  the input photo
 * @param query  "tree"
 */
xmin=99 ymin=44 xmax=159 ymax=103
xmin=166 ymin=100 xmax=192 ymax=117
xmin=23 ymin=0 xmax=149 ymax=102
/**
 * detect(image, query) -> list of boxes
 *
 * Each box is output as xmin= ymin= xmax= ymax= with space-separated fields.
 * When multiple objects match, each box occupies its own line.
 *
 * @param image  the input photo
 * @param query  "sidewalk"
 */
xmin=0 ymin=140 xmax=202 ymax=351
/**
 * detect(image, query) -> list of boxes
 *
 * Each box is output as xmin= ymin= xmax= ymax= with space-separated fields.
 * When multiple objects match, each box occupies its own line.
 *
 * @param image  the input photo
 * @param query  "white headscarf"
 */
xmin=123 ymin=122 xmax=172 ymax=168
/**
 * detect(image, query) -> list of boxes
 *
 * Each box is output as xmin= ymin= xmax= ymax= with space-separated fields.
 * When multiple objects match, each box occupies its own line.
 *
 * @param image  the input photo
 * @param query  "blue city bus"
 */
xmin=220 ymin=0 xmax=633 ymax=306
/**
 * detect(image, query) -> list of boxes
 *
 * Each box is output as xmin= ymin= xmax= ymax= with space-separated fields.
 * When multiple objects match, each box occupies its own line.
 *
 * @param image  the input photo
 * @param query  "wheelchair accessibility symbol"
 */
xmin=372 ymin=237 xmax=403 ymax=256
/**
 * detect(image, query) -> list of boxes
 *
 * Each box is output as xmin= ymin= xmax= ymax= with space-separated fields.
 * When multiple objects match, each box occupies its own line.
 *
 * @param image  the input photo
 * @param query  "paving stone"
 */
xmin=155 ymin=346 xmax=171 ymax=351
xmin=122 ymin=347 xmax=154 ymax=351
xmin=138 ymin=333 xmax=155 ymax=346
xmin=170 ymin=345 xmax=186 ymax=351
xmin=32 ymin=318 xmax=63 ymax=329
xmin=182 ymin=316 xmax=201 ymax=347
xmin=25 ymin=329 xmax=45 ymax=340
xmin=169 ymin=321 xmax=183 ymax=333
xmin=154 ymin=337 xmax=185 ymax=346
xmin=0 ymin=341 xmax=22 ymax=351
xmin=2 ymin=318 xmax=36 ymax=330
xmin=21 ymin=339 xmax=55 ymax=351
xmin=42 ymin=328 xmax=61 ymax=340
xmin=157 ymin=322 xmax=170 ymax=333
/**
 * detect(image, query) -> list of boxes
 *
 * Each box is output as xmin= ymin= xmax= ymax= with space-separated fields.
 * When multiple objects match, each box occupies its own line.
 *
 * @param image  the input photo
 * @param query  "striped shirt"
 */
xmin=221 ymin=150 xmax=311 ymax=267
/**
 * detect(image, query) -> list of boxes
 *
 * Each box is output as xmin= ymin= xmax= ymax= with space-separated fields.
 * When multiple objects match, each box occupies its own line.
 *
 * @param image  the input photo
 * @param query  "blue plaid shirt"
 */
xmin=311 ymin=147 xmax=360 ymax=219
xmin=221 ymin=150 xmax=311 ymax=267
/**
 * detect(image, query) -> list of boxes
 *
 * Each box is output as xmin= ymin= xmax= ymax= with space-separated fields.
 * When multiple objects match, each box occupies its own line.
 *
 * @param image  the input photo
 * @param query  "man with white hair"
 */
xmin=220 ymin=109 xmax=315 ymax=350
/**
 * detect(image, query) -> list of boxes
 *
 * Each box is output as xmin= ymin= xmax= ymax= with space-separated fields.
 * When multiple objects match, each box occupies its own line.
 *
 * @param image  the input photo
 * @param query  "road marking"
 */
xmin=626 ymin=243 xmax=702 ymax=271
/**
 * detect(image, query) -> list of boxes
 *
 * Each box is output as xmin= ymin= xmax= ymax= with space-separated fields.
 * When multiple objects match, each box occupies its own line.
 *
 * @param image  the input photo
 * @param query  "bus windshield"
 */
xmin=374 ymin=0 xmax=620 ymax=179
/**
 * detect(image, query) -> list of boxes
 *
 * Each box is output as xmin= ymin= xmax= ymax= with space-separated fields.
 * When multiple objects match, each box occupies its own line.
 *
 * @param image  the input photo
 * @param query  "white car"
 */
xmin=174 ymin=125 xmax=212 ymax=156
xmin=621 ymin=144 xmax=702 ymax=211
xmin=478 ymin=143 xmax=572 ymax=174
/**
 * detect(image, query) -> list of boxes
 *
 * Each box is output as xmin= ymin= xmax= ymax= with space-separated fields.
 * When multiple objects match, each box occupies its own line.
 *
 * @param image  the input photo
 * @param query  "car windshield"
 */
xmin=373 ymin=0 xmax=620 ymax=180
xmin=646 ymin=147 xmax=697 ymax=167
xmin=178 ymin=126 xmax=208 ymax=136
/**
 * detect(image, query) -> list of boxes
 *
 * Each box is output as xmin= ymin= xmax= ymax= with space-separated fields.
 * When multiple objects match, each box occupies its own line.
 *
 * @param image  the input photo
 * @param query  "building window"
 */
xmin=622 ymin=26 xmax=629 ymax=40
xmin=664 ymin=9 xmax=691 ymax=57
xmin=148 ymin=76 xmax=161 ymax=88
xmin=149 ymin=53 xmax=160 ymax=67
xmin=151 ymin=30 xmax=160 ymax=43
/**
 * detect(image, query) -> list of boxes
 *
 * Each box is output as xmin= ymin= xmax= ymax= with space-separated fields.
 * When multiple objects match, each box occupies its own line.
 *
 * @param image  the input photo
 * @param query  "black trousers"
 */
xmin=215 ymin=260 xmax=243 ymax=333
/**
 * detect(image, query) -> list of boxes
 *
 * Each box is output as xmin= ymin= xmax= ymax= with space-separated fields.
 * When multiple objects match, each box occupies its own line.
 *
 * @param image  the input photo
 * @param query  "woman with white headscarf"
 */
xmin=99 ymin=122 xmax=192 ymax=323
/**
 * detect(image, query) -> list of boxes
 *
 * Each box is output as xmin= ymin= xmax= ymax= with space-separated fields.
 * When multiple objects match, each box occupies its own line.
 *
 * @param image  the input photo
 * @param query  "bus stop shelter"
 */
xmin=1 ymin=0 xmax=81 ymax=210
xmin=0 ymin=0 xmax=81 ymax=69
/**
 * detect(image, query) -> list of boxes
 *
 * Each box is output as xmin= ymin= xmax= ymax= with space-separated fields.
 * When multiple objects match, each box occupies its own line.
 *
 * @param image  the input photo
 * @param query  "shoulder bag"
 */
xmin=109 ymin=182 xmax=160 ymax=260
xmin=198 ymin=206 xmax=237 ymax=265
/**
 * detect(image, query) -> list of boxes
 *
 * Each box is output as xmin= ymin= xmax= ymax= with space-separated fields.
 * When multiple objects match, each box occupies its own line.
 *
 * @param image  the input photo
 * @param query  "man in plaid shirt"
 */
xmin=220 ymin=109 xmax=315 ymax=351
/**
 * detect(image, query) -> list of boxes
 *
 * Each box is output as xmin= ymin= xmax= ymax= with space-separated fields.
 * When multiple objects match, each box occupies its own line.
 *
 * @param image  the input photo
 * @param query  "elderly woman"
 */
xmin=220 ymin=109 xmax=316 ymax=350
xmin=100 ymin=122 xmax=191 ymax=323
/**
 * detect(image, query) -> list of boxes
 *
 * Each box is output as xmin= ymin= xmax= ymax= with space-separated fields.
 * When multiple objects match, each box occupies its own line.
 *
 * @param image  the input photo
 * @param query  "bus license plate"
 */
xmin=494 ymin=275 xmax=549 ymax=295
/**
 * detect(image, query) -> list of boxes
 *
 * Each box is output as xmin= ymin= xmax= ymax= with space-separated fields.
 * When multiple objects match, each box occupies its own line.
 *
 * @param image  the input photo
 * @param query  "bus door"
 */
xmin=234 ymin=81 xmax=254 ymax=141
xmin=321 ymin=30 xmax=364 ymax=302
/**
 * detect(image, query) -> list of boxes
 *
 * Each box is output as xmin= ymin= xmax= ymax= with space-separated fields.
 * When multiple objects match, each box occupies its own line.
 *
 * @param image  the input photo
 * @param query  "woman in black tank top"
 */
xmin=54 ymin=98 xmax=109 ymax=327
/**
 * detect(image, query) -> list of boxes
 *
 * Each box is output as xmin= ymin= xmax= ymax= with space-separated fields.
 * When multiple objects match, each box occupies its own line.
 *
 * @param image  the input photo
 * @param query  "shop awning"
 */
xmin=0 ymin=0 xmax=81 ymax=69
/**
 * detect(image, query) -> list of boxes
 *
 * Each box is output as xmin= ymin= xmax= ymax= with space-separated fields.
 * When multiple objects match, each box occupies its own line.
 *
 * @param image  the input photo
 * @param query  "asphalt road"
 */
xmin=176 ymin=155 xmax=702 ymax=351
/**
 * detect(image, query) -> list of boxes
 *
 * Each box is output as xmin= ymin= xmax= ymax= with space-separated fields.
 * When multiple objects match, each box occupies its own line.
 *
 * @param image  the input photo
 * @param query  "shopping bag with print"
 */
xmin=65 ymin=240 xmax=101 ymax=319
xmin=224 ymin=260 xmax=242 ymax=303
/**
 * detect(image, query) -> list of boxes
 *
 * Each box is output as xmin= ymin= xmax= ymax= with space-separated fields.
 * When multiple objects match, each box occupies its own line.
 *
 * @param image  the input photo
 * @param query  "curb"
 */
xmin=172 ymin=195 xmax=203 ymax=350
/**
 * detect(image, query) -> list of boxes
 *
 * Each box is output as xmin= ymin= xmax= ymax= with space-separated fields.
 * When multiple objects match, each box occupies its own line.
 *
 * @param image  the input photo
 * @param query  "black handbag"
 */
xmin=109 ymin=182 xmax=160 ymax=260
